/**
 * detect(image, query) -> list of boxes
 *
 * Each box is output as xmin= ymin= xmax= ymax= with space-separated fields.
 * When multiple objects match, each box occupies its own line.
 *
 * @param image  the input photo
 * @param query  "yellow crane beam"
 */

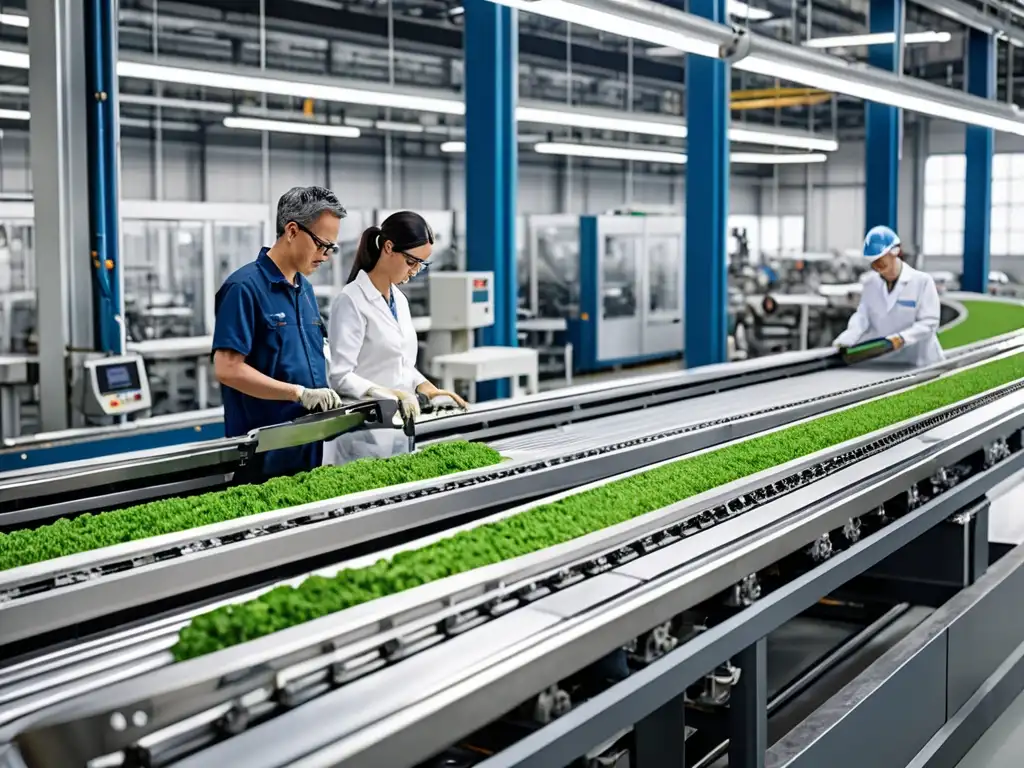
xmin=731 ymin=94 xmax=833 ymax=110
xmin=731 ymin=87 xmax=831 ymax=100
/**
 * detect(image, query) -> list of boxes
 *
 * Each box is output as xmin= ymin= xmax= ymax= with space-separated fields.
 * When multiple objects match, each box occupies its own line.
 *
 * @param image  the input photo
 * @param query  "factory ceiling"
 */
xmin=0 ymin=0 xmax=1020 ymax=150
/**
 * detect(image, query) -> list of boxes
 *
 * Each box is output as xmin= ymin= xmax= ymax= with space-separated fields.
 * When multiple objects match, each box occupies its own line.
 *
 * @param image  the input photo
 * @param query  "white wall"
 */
xmin=757 ymin=134 xmax=920 ymax=256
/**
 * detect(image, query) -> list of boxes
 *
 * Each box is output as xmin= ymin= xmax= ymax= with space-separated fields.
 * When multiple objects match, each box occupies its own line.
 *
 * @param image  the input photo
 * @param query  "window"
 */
xmin=924 ymin=152 xmax=1024 ymax=259
xmin=760 ymin=215 xmax=805 ymax=256
xmin=923 ymin=154 xmax=965 ymax=257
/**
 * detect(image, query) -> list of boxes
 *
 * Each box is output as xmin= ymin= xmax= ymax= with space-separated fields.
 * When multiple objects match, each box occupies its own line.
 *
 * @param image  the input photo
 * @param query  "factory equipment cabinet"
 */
xmin=569 ymin=214 xmax=685 ymax=373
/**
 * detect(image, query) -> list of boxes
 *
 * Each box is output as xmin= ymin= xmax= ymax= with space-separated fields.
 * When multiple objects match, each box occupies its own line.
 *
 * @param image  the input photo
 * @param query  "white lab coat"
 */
xmin=834 ymin=262 xmax=944 ymax=367
xmin=322 ymin=270 xmax=427 ymax=466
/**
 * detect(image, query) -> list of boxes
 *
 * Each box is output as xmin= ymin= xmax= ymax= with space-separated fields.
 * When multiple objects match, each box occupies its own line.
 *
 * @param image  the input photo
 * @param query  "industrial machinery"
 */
xmin=2 ymin=329 xmax=1024 ymax=768
xmin=568 ymin=214 xmax=685 ymax=373
xmin=70 ymin=354 xmax=153 ymax=420
xmin=422 ymin=272 xmax=494 ymax=359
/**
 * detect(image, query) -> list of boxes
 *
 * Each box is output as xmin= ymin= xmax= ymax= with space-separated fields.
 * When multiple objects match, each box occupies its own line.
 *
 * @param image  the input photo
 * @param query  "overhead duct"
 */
xmin=494 ymin=0 xmax=1024 ymax=136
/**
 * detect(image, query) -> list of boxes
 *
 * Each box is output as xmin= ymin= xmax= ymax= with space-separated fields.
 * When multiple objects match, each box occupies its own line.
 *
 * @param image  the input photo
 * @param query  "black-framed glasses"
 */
xmin=398 ymin=250 xmax=431 ymax=273
xmin=290 ymin=220 xmax=339 ymax=256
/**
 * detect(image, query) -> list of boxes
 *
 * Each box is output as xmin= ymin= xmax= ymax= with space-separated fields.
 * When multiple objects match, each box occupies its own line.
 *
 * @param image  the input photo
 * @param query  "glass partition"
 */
xmin=646 ymin=235 xmax=681 ymax=317
xmin=601 ymin=234 xmax=639 ymax=320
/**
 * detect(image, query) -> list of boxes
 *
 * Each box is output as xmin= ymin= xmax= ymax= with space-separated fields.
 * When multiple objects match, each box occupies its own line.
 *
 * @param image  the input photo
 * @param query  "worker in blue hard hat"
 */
xmin=833 ymin=225 xmax=944 ymax=366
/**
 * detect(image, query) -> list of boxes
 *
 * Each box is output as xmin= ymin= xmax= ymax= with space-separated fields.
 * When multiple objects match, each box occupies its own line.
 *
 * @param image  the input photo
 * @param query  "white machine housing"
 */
xmin=428 ymin=271 xmax=494 ymax=330
xmin=424 ymin=271 xmax=495 ymax=361
xmin=74 ymin=354 xmax=153 ymax=418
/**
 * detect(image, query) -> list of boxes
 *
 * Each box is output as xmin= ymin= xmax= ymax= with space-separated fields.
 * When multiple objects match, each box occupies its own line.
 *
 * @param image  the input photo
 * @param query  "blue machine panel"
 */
xmin=0 ymin=420 xmax=226 ymax=473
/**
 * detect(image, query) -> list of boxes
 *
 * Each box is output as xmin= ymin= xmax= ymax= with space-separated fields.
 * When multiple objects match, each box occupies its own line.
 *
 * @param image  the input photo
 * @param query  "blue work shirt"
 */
xmin=213 ymin=248 xmax=329 ymax=478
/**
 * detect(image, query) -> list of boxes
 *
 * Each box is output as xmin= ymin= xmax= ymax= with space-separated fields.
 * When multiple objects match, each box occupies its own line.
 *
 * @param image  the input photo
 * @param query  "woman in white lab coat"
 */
xmin=323 ymin=211 xmax=468 ymax=465
xmin=833 ymin=225 xmax=944 ymax=367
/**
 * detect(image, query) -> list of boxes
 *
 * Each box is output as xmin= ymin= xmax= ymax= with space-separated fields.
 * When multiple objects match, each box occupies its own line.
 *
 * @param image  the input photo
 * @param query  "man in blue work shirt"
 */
xmin=213 ymin=186 xmax=347 ymax=478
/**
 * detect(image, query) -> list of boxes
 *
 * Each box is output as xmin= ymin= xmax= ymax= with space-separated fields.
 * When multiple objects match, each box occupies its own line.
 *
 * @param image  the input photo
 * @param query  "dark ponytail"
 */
xmin=346 ymin=211 xmax=435 ymax=284
xmin=348 ymin=225 xmax=382 ymax=284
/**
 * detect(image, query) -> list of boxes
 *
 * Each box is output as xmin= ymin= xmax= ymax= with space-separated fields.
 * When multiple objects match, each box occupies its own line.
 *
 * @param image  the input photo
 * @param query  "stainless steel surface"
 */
xmin=489 ymin=365 xmax=897 ymax=455
xmin=0 ymin=439 xmax=244 ymax=506
xmin=0 ymin=352 xmax=967 ymax=647
xmin=206 ymin=393 xmax=1024 ymax=768
xmin=5 ymin=369 xmax=1022 ymax=768
xmin=252 ymin=410 xmax=367 ymax=454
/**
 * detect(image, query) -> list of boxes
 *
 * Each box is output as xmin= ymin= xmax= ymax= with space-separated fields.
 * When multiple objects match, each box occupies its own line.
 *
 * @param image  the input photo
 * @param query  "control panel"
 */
xmin=428 ymin=271 xmax=494 ymax=331
xmin=74 ymin=354 xmax=153 ymax=418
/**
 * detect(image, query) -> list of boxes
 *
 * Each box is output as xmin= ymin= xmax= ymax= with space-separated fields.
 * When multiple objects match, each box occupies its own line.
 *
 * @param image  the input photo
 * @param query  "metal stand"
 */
xmin=634 ymin=693 xmax=686 ymax=768
xmin=731 ymin=638 xmax=768 ymax=768
xmin=857 ymin=498 xmax=990 ymax=606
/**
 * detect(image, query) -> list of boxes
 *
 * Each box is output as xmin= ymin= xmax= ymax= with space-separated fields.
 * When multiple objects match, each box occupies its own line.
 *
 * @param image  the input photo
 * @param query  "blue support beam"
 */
xmin=464 ymin=0 xmax=517 ymax=400
xmin=865 ymin=0 xmax=902 ymax=234
xmin=962 ymin=28 xmax=995 ymax=295
xmin=684 ymin=0 xmax=729 ymax=369
xmin=85 ymin=0 xmax=124 ymax=353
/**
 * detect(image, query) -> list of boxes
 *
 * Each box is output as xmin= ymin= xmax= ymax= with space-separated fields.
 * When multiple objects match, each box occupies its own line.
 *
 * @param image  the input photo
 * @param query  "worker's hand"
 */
xmin=296 ymin=386 xmax=344 ymax=413
xmin=431 ymin=389 xmax=469 ymax=410
xmin=366 ymin=386 xmax=421 ymax=420
xmin=888 ymin=335 xmax=905 ymax=350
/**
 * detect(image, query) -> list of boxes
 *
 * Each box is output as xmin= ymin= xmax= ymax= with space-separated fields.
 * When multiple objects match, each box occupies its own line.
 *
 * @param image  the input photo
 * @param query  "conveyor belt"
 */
xmin=4 ymin=355 xmax=1024 ymax=768
xmin=489 ymin=365 xmax=899 ymax=455
xmin=0 ymin=342 xmax=1019 ymax=658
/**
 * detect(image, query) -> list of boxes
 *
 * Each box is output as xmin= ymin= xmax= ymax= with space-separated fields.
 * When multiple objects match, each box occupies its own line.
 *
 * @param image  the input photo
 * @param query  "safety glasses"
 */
xmin=290 ymin=220 xmax=340 ymax=256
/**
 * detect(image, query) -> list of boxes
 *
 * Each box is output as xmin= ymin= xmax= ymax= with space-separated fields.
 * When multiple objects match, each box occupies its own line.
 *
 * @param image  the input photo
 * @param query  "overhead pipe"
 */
xmin=497 ymin=0 xmax=1024 ymax=135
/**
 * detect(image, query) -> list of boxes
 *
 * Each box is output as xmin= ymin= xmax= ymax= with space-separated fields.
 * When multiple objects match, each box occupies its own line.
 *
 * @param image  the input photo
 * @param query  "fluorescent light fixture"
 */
xmin=733 ymin=151 xmax=826 ymax=163
xmin=0 ymin=48 xmax=835 ymax=151
xmin=517 ymin=104 xmax=687 ymax=139
xmin=440 ymin=141 xmax=465 ymax=153
xmin=728 ymin=1 xmax=772 ymax=21
xmin=0 ymin=108 xmax=28 ymax=121
xmin=518 ymin=103 xmax=837 ymax=151
xmin=735 ymin=52 xmax=1024 ymax=135
xmin=222 ymin=116 xmax=361 ymax=138
xmin=374 ymin=119 xmax=426 ymax=133
xmin=536 ymin=142 xmax=687 ymax=164
xmin=489 ymin=0 xmax=721 ymax=58
xmin=0 ymin=13 xmax=28 ymax=28
xmin=532 ymin=141 xmax=827 ymax=164
xmin=728 ymin=126 xmax=836 ymax=152
xmin=120 ymin=60 xmax=466 ymax=116
xmin=0 ymin=50 xmax=28 ymax=69
xmin=804 ymin=31 xmax=952 ymax=48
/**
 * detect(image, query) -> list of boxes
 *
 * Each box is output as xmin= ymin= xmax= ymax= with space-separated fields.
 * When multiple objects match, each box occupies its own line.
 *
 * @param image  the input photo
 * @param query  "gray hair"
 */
xmin=275 ymin=186 xmax=347 ymax=236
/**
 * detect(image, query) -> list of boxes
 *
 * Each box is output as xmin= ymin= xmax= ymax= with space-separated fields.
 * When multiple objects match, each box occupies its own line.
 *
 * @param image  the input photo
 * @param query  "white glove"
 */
xmin=295 ymin=386 xmax=343 ymax=413
xmin=366 ymin=385 xmax=421 ymax=420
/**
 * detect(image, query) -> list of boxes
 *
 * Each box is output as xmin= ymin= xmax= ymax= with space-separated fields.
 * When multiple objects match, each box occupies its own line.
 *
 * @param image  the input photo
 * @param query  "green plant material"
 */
xmin=172 ymin=352 xmax=1024 ymax=662
xmin=939 ymin=299 xmax=1024 ymax=349
xmin=0 ymin=442 xmax=502 ymax=572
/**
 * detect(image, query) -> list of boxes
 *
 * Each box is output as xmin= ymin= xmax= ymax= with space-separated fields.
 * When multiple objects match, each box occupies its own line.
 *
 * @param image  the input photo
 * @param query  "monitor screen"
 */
xmin=96 ymin=362 xmax=141 ymax=394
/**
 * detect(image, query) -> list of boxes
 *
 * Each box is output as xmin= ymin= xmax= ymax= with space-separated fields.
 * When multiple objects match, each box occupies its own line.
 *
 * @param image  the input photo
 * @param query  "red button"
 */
xmin=134 ymin=393 xmax=142 ymax=401
xmin=110 ymin=399 xmax=120 ymax=407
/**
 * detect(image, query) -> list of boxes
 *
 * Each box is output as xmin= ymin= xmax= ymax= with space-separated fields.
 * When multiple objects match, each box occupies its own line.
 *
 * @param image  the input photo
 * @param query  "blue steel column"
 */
xmin=85 ymin=0 xmax=124 ymax=353
xmin=864 ymin=0 xmax=902 ymax=232
xmin=962 ymin=29 xmax=995 ymax=295
xmin=684 ymin=0 xmax=729 ymax=369
xmin=464 ymin=0 xmax=518 ymax=400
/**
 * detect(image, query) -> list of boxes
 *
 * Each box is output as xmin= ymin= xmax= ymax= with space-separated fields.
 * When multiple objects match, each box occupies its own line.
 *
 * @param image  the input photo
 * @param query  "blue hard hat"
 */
xmin=863 ymin=225 xmax=900 ymax=262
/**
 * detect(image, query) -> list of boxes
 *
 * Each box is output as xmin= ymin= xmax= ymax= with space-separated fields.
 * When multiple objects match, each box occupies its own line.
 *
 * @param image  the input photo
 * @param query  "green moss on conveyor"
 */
xmin=939 ymin=299 xmax=1024 ymax=349
xmin=171 ymin=352 xmax=1024 ymax=662
xmin=0 ymin=442 xmax=502 ymax=572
